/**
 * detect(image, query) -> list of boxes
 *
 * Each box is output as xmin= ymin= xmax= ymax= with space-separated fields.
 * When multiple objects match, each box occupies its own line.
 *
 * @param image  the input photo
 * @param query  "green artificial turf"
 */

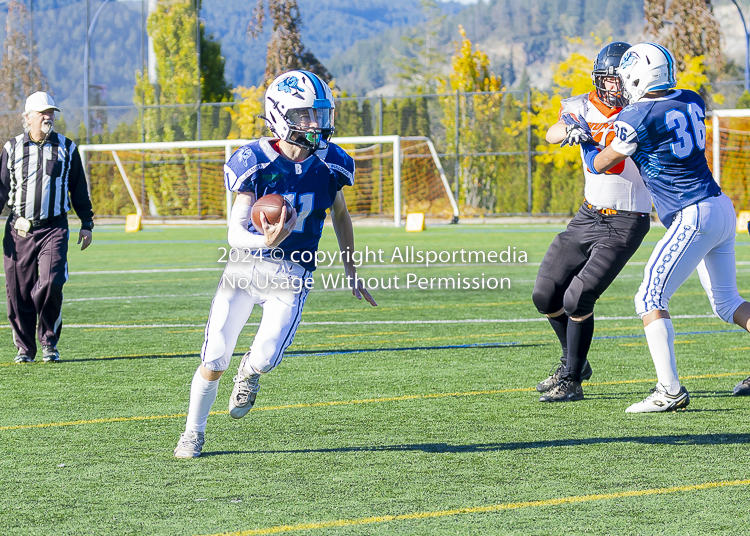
xmin=0 ymin=223 xmax=749 ymax=535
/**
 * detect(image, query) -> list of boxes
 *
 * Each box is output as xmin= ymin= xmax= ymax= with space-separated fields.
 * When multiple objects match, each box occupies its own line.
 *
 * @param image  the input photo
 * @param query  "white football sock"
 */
xmin=643 ymin=318 xmax=680 ymax=395
xmin=185 ymin=367 xmax=220 ymax=433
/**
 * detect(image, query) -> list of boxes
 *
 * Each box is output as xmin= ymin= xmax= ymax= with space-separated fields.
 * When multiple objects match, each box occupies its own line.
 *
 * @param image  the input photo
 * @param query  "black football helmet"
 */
xmin=592 ymin=42 xmax=630 ymax=107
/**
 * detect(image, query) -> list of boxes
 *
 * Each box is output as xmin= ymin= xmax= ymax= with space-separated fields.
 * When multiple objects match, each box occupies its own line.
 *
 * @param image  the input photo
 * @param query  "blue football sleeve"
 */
xmin=580 ymin=143 xmax=602 ymax=175
xmin=610 ymin=105 xmax=643 ymax=156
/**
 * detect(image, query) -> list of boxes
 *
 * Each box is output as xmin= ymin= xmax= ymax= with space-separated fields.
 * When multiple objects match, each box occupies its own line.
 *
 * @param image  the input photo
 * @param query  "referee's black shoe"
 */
xmin=539 ymin=380 xmax=584 ymax=402
xmin=536 ymin=360 xmax=592 ymax=393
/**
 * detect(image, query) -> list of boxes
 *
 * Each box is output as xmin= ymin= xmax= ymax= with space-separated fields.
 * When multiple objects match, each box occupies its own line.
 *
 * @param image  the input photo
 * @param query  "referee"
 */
xmin=0 ymin=91 xmax=94 ymax=364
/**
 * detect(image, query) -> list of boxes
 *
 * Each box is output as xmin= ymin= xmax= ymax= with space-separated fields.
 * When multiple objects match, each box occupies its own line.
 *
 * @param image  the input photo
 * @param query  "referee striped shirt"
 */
xmin=0 ymin=131 xmax=94 ymax=227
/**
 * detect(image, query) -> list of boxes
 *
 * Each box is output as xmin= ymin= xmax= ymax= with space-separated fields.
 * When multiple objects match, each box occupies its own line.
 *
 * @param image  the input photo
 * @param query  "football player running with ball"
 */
xmin=174 ymin=71 xmax=377 ymax=458
xmin=586 ymin=43 xmax=750 ymax=412
xmin=533 ymin=42 xmax=652 ymax=402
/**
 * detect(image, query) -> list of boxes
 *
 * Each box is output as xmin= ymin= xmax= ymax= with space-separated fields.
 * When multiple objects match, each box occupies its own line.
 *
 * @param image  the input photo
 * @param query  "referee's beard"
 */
xmin=41 ymin=119 xmax=53 ymax=134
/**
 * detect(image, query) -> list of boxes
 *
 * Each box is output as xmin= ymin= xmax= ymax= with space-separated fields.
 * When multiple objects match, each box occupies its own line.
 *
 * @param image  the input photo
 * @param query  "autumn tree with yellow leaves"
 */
xmin=134 ymin=0 xmax=231 ymax=142
xmin=440 ymin=26 xmax=526 ymax=213
xmin=530 ymin=48 xmax=592 ymax=214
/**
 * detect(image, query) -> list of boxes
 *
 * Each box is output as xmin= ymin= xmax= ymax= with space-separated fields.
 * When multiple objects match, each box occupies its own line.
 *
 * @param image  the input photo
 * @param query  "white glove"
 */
xmin=561 ymin=123 xmax=593 ymax=147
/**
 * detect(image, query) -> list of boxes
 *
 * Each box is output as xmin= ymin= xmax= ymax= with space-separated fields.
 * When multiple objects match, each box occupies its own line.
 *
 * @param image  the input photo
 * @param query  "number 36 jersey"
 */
xmin=223 ymin=138 xmax=355 ymax=271
xmin=610 ymin=89 xmax=720 ymax=226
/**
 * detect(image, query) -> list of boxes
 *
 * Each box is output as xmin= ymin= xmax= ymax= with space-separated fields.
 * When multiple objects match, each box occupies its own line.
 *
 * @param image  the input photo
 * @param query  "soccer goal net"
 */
xmin=709 ymin=109 xmax=750 ymax=211
xmin=79 ymin=136 xmax=459 ymax=226
xmin=334 ymin=135 xmax=459 ymax=225
xmin=78 ymin=140 xmax=248 ymax=221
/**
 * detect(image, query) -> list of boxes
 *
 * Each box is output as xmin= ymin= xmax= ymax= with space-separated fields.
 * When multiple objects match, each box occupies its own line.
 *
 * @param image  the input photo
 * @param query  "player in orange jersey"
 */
xmin=532 ymin=42 xmax=652 ymax=402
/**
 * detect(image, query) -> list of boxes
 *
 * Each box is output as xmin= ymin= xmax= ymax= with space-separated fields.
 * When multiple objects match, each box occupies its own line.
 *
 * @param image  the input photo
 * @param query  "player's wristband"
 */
xmin=581 ymin=143 xmax=601 ymax=175
xmin=80 ymin=221 xmax=94 ymax=231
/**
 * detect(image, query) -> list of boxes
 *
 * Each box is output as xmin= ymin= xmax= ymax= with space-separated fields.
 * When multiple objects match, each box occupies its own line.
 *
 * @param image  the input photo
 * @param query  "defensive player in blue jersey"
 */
xmin=174 ymin=71 xmax=377 ymax=457
xmin=581 ymin=43 xmax=750 ymax=412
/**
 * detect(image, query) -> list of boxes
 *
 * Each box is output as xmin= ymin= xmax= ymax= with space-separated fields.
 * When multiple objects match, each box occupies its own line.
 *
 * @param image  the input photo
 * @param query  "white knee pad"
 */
xmin=201 ymin=339 xmax=230 ymax=371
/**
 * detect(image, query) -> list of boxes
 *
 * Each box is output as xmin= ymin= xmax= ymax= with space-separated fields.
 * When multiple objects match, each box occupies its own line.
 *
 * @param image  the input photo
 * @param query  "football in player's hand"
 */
xmin=251 ymin=194 xmax=293 ymax=233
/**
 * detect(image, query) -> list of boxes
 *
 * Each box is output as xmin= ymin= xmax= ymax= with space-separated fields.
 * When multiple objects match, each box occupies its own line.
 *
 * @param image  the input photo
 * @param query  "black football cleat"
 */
xmin=536 ymin=360 xmax=592 ymax=392
xmin=539 ymin=380 xmax=584 ymax=402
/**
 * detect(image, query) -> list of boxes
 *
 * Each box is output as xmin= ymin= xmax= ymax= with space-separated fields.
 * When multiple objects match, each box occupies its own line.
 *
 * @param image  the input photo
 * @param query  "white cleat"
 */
xmin=229 ymin=371 xmax=261 ymax=419
xmin=174 ymin=430 xmax=205 ymax=458
xmin=625 ymin=384 xmax=690 ymax=413
xmin=229 ymin=352 xmax=261 ymax=419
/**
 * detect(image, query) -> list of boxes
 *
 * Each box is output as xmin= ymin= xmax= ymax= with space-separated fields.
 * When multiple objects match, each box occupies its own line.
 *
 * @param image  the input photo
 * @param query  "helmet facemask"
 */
xmin=284 ymin=107 xmax=335 ymax=151
xmin=593 ymin=69 xmax=628 ymax=108
xmin=591 ymin=42 xmax=631 ymax=108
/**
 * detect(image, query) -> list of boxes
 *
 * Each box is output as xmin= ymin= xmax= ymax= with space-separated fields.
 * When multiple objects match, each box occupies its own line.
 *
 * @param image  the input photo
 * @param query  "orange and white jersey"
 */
xmin=560 ymin=91 xmax=652 ymax=213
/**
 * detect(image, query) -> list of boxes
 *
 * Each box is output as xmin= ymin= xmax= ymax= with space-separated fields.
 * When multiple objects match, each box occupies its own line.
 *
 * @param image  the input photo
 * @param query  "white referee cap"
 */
xmin=24 ymin=92 xmax=60 ymax=114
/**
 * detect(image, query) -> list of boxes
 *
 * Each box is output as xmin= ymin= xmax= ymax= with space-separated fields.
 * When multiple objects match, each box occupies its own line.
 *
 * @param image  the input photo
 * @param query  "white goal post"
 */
xmin=79 ymin=136 xmax=459 ymax=227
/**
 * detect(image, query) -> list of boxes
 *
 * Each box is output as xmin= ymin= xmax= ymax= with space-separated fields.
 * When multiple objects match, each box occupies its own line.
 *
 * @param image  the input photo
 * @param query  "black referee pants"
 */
xmin=3 ymin=217 xmax=68 ymax=358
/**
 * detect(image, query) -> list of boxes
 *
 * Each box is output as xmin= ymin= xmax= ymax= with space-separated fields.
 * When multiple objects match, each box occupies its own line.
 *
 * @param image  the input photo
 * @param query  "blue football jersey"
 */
xmin=610 ymin=89 xmax=719 ymax=226
xmin=223 ymin=138 xmax=355 ymax=271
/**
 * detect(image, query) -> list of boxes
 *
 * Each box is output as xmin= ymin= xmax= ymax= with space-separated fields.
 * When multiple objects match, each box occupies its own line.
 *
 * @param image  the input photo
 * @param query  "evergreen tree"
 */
xmin=134 ymin=0 xmax=231 ymax=142
xmin=334 ymin=94 xmax=373 ymax=137
xmin=247 ymin=0 xmax=332 ymax=85
xmin=503 ymin=49 xmax=517 ymax=88
xmin=0 ymin=0 xmax=50 ymax=141
xmin=644 ymin=0 xmax=723 ymax=72
xmin=382 ymin=98 xmax=429 ymax=137
xmin=393 ymin=0 xmax=447 ymax=94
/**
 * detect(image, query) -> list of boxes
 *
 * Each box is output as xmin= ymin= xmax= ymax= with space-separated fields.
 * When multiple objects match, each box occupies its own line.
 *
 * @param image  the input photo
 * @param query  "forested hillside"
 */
xmin=0 ymin=0 xmax=655 ymax=106
xmin=0 ymin=0 xmax=458 ymax=108
xmin=0 ymin=0 xmax=654 ymax=106
xmin=329 ymin=0 xmax=645 ymax=94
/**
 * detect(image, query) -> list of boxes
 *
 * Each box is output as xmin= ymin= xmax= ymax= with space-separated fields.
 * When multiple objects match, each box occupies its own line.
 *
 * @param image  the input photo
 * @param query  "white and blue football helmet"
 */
xmin=618 ymin=43 xmax=677 ymax=104
xmin=263 ymin=70 xmax=335 ymax=151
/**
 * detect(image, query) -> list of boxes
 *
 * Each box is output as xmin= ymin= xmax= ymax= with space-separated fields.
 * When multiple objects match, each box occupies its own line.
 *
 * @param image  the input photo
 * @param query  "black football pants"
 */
xmin=532 ymin=203 xmax=650 ymax=381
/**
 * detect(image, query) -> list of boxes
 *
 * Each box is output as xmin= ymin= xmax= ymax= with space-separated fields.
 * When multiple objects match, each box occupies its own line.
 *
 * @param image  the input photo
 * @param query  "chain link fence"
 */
xmin=4 ymin=85 xmax=748 ymax=219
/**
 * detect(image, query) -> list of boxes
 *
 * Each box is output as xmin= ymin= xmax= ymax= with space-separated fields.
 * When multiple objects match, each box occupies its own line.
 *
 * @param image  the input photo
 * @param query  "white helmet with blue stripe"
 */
xmin=263 ymin=70 xmax=335 ymax=151
xmin=618 ymin=43 xmax=676 ymax=104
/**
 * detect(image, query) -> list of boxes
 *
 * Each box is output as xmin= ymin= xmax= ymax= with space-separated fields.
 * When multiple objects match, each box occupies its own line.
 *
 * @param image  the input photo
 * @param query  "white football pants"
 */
xmin=635 ymin=193 xmax=745 ymax=323
xmin=201 ymin=256 xmax=311 ymax=373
